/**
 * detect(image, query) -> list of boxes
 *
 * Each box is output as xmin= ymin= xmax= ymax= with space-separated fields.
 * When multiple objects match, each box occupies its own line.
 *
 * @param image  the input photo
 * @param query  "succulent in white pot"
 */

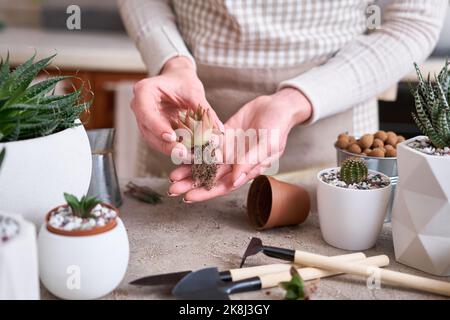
xmin=0 ymin=54 xmax=92 ymax=226
xmin=317 ymin=158 xmax=392 ymax=251
xmin=391 ymin=62 xmax=450 ymax=276
xmin=0 ymin=211 xmax=40 ymax=300
xmin=38 ymin=193 xmax=129 ymax=300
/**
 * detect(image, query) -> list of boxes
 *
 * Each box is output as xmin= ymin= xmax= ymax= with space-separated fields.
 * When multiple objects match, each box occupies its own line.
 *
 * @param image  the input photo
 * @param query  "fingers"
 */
xmin=231 ymin=145 xmax=261 ymax=187
xmin=168 ymin=178 xmax=195 ymax=196
xmin=169 ymin=165 xmax=191 ymax=182
xmin=183 ymin=172 xmax=234 ymax=202
xmin=132 ymin=82 xmax=174 ymax=135
xmin=168 ymin=165 xmax=232 ymax=197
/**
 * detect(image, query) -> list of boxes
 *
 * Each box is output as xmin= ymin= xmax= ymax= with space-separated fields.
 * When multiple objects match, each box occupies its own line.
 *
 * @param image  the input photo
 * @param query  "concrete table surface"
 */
xmin=41 ymin=168 xmax=449 ymax=300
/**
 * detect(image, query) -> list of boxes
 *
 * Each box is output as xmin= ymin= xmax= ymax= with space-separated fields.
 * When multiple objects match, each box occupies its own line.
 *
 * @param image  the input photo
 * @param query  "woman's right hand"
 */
xmin=131 ymin=56 xmax=224 ymax=159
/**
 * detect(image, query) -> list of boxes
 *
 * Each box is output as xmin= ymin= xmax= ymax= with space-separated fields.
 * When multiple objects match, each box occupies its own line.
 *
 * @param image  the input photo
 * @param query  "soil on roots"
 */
xmin=192 ymin=144 xmax=218 ymax=190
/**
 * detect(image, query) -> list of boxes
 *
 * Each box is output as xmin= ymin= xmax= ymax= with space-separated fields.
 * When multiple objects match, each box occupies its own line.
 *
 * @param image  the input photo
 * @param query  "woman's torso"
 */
xmin=172 ymin=0 xmax=372 ymax=68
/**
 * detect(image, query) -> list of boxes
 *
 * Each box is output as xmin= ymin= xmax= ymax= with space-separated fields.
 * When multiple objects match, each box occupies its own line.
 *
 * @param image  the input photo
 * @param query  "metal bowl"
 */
xmin=336 ymin=146 xmax=398 ymax=222
xmin=336 ymin=147 xmax=398 ymax=178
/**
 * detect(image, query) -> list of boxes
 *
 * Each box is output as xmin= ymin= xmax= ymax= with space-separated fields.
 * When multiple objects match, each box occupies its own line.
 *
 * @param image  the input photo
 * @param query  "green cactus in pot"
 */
xmin=339 ymin=157 xmax=368 ymax=184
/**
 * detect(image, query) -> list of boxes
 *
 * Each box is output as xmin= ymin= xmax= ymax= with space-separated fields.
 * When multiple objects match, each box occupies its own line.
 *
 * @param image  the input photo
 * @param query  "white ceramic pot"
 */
xmin=317 ymin=168 xmax=392 ymax=251
xmin=0 ymin=211 xmax=40 ymax=300
xmin=0 ymin=124 xmax=92 ymax=226
xmin=392 ymin=136 xmax=450 ymax=276
xmin=38 ymin=218 xmax=129 ymax=300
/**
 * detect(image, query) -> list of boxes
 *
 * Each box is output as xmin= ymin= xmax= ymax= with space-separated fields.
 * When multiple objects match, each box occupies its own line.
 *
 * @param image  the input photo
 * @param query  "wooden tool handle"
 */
xmin=259 ymin=255 xmax=389 ymax=289
xmin=294 ymin=251 xmax=450 ymax=297
xmin=229 ymin=252 xmax=365 ymax=281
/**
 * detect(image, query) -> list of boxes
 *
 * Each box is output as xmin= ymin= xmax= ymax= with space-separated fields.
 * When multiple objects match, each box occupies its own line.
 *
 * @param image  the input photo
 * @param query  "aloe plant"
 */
xmin=63 ymin=193 xmax=102 ymax=219
xmin=411 ymin=61 xmax=450 ymax=149
xmin=0 ymin=53 xmax=91 ymax=142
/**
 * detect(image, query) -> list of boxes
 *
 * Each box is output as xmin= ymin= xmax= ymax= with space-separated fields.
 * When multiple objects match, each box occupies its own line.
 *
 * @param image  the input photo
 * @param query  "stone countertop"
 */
xmin=0 ymin=27 xmax=446 ymax=78
xmin=41 ymin=168 xmax=449 ymax=300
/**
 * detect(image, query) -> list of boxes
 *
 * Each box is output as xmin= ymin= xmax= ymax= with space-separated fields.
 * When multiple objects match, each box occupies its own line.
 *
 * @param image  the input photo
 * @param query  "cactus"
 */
xmin=411 ymin=61 xmax=450 ymax=149
xmin=339 ymin=158 xmax=368 ymax=184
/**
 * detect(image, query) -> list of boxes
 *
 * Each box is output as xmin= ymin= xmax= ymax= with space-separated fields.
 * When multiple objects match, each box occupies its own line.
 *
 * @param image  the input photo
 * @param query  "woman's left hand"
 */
xmin=168 ymin=88 xmax=312 ymax=202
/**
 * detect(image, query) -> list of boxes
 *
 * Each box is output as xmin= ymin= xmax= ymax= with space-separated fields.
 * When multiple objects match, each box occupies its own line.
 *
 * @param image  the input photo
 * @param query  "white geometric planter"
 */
xmin=0 ymin=124 xmax=92 ymax=226
xmin=317 ymin=168 xmax=392 ymax=251
xmin=0 ymin=212 xmax=40 ymax=300
xmin=392 ymin=136 xmax=450 ymax=276
xmin=38 ymin=218 xmax=129 ymax=300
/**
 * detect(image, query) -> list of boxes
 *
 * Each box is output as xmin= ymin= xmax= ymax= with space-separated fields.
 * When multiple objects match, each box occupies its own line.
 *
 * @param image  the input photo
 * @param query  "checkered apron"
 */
xmin=137 ymin=0 xmax=379 ymax=176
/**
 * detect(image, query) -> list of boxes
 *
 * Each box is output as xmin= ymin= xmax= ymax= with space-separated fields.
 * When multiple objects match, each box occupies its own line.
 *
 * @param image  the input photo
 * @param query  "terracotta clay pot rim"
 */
xmin=317 ymin=168 xmax=392 ymax=193
xmin=45 ymin=203 xmax=119 ymax=237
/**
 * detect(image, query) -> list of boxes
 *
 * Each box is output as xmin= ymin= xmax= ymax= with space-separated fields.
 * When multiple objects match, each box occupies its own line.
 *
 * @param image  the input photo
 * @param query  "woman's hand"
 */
xmin=168 ymin=88 xmax=312 ymax=202
xmin=131 ymin=56 xmax=224 ymax=159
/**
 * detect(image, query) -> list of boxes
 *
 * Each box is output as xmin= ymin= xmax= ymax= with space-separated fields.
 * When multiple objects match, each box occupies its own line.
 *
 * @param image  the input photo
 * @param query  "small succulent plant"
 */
xmin=339 ymin=157 xmax=368 ymax=184
xmin=64 ymin=193 xmax=102 ymax=219
xmin=411 ymin=61 xmax=450 ymax=149
xmin=173 ymin=105 xmax=218 ymax=150
xmin=0 ymin=53 xmax=91 ymax=142
xmin=280 ymin=267 xmax=318 ymax=300
xmin=172 ymin=105 xmax=220 ymax=190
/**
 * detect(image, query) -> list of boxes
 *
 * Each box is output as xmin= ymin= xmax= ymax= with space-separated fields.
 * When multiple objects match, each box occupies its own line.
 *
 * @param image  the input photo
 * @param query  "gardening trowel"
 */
xmin=130 ymin=252 xmax=365 ymax=287
xmin=241 ymin=237 xmax=317 ymax=267
xmin=172 ymin=255 xmax=389 ymax=300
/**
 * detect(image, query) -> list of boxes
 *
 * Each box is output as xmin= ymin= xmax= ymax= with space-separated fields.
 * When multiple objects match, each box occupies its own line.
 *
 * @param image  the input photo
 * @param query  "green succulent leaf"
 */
xmin=412 ymin=61 xmax=450 ymax=149
xmin=0 ymin=148 xmax=5 ymax=170
xmin=0 ymin=53 xmax=91 ymax=143
xmin=63 ymin=193 xmax=102 ymax=219
xmin=280 ymin=267 xmax=308 ymax=300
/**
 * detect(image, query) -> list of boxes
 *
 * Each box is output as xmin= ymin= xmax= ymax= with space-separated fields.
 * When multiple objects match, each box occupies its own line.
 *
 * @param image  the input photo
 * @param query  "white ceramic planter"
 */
xmin=317 ymin=168 xmax=392 ymax=251
xmin=0 ymin=211 xmax=40 ymax=300
xmin=392 ymin=136 xmax=450 ymax=276
xmin=0 ymin=124 xmax=92 ymax=226
xmin=38 ymin=218 xmax=129 ymax=300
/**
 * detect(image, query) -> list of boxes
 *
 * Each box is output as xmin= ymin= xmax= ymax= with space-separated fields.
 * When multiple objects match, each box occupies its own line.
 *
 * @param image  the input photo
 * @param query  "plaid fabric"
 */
xmin=119 ymin=0 xmax=447 ymax=131
xmin=173 ymin=0 xmax=369 ymax=68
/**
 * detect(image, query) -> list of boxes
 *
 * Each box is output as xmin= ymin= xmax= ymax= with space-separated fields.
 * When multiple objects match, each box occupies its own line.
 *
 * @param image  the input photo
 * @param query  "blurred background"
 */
xmin=1 ymin=0 xmax=449 ymax=177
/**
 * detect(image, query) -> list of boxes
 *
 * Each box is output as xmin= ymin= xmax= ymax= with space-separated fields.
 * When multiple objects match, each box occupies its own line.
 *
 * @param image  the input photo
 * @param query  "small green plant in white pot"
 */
xmin=317 ymin=158 xmax=392 ymax=251
xmin=392 ymin=62 xmax=450 ymax=276
xmin=0 ymin=54 xmax=92 ymax=225
xmin=38 ymin=193 xmax=129 ymax=300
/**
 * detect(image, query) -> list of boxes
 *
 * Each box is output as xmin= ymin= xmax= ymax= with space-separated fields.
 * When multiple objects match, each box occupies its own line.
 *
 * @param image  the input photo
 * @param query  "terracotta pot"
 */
xmin=45 ymin=203 xmax=118 ymax=237
xmin=247 ymin=176 xmax=310 ymax=230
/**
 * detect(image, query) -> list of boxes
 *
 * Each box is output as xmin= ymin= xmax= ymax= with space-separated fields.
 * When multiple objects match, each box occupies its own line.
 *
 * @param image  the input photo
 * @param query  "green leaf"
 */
xmin=0 ymin=53 xmax=10 ymax=88
xmin=21 ymin=76 xmax=70 ymax=103
xmin=3 ymin=55 xmax=56 ymax=107
xmin=0 ymin=53 xmax=91 ymax=142
xmin=63 ymin=193 xmax=101 ymax=219
xmin=280 ymin=267 xmax=307 ymax=300
xmin=0 ymin=148 xmax=5 ymax=170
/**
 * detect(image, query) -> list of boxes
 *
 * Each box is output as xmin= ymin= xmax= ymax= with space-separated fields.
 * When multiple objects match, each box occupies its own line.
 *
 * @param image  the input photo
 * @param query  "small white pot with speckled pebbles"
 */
xmin=38 ymin=204 xmax=129 ymax=300
xmin=0 ymin=212 xmax=40 ymax=300
xmin=317 ymin=168 xmax=392 ymax=251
